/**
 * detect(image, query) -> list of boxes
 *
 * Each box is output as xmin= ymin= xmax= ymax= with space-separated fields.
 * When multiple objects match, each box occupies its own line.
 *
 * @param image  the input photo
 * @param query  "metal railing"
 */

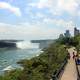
xmin=52 ymin=57 xmax=68 ymax=80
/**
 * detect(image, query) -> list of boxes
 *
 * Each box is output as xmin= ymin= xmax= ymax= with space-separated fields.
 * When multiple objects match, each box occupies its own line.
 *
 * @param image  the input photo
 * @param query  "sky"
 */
xmin=0 ymin=0 xmax=80 ymax=40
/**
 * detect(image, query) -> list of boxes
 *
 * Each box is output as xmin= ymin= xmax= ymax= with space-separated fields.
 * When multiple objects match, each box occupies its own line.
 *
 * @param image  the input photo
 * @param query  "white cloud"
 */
xmin=28 ymin=0 xmax=79 ymax=15
xmin=34 ymin=13 xmax=46 ymax=18
xmin=0 ymin=19 xmax=74 ymax=40
xmin=0 ymin=2 xmax=21 ymax=16
xmin=43 ymin=18 xmax=74 ymax=30
xmin=43 ymin=18 xmax=75 ymax=36
xmin=43 ymin=18 xmax=74 ymax=37
xmin=54 ymin=0 xmax=78 ymax=15
xmin=28 ymin=0 xmax=50 ymax=9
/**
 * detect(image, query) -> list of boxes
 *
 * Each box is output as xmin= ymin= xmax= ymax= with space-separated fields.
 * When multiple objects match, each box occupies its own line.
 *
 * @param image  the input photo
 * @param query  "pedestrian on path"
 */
xmin=67 ymin=52 xmax=70 ymax=59
xmin=73 ymin=52 xmax=75 ymax=60
xmin=75 ymin=54 xmax=78 ymax=60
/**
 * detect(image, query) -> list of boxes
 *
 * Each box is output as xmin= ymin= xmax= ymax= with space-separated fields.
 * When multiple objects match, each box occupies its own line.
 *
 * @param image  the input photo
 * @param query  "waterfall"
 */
xmin=16 ymin=41 xmax=39 ymax=49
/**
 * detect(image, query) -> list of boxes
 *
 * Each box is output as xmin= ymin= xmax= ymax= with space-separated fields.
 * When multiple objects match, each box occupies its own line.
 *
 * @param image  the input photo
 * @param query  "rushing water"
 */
xmin=0 ymin=41 xmax=40 ymax=74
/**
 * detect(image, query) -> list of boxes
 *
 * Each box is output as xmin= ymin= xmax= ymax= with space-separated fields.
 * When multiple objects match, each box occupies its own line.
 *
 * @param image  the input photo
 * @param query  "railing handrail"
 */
xmin=52 ymin=57 xmax=68 ymax=80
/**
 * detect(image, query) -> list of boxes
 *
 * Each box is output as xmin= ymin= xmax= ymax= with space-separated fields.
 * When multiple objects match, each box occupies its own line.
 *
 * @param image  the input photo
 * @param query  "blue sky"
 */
xmin=0 ymin=0 xmax=80 ymax=40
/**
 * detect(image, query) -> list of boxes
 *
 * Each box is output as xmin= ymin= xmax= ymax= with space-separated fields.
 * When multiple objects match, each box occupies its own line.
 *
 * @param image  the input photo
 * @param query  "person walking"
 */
xmin=73 ymin=52 xmax=75 ymax=60
xmin=67 ymin=52 xmax=70 ymax=59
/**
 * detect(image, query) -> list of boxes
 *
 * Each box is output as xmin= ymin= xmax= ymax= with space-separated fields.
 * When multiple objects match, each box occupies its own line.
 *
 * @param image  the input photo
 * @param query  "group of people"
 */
xmin=67 ymin=51 xmax=78 ymax=60
xmin=66 ymin=48 xmax=80 ymax=65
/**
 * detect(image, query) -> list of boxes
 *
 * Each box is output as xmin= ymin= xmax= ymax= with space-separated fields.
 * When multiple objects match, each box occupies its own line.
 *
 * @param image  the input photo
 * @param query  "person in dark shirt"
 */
xmin=67 ymin=52 xmax=70 ymax=59
xmin=73 ymin=52 xmax=75 ymax=59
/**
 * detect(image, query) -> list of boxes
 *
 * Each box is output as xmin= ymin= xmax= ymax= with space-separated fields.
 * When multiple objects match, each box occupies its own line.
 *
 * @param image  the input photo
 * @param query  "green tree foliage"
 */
xmin=16 ymin=43 xmax=67 ymax=80
xmin=0 ymin=41 xmax=68 ymax=80
xmin=0 ymin=69 xmax=22 ymax=80
xmin=74 ymin=35 xmax=80 ymax=52
xmin=57 ymin=36 xmax=80 ymax=47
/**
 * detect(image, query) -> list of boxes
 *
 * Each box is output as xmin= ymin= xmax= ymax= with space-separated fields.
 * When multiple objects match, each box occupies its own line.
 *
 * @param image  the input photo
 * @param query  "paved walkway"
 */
xmin=60 ymin=48 xmax=77 ymax=80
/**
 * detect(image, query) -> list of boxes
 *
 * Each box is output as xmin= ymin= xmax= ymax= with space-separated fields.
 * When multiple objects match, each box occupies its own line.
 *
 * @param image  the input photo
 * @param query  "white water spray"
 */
xmin=16 ymin=41 xmax=39 ymax=49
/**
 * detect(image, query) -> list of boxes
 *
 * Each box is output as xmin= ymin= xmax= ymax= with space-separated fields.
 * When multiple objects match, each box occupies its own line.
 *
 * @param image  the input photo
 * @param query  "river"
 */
xmin=0 ymin=41 xmax=40 ymax=74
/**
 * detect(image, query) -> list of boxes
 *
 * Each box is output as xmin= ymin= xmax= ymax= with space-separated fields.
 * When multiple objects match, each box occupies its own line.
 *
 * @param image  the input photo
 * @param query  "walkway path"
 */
xmin=60 ymin=48 xmax=77 ymax=80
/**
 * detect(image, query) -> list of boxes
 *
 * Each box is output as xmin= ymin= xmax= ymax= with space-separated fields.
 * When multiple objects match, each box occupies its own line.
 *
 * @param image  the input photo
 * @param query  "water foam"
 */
xmin=16 ymin=41 xmax=39 ymax=49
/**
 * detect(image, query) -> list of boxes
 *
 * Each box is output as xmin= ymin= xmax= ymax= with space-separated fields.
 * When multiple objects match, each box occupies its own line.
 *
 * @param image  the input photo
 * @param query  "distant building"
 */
xmin=74 ymin=27 xmax=80 ymax=36
xmin=31 ymin=39 xmax=54 ymax=49
xmin=64 ymin=30 xmax=71 ymax=38
xmin=59 ymin=34 xmax=64 ymax=39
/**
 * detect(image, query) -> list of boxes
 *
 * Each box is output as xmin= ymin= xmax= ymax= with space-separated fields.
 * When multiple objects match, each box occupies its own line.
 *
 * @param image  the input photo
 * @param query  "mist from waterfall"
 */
xmin=16 ymin=41 xmax=39 ymax=49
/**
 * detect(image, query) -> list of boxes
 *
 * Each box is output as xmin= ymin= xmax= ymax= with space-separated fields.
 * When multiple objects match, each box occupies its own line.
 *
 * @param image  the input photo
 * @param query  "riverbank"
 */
xmin=0 ymin=41 xmax=68 ymax=80
xmin=1 ymin=35 xmax=80 ymax=80
xmin=0 ymin=48 xmax=40 ymax=75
